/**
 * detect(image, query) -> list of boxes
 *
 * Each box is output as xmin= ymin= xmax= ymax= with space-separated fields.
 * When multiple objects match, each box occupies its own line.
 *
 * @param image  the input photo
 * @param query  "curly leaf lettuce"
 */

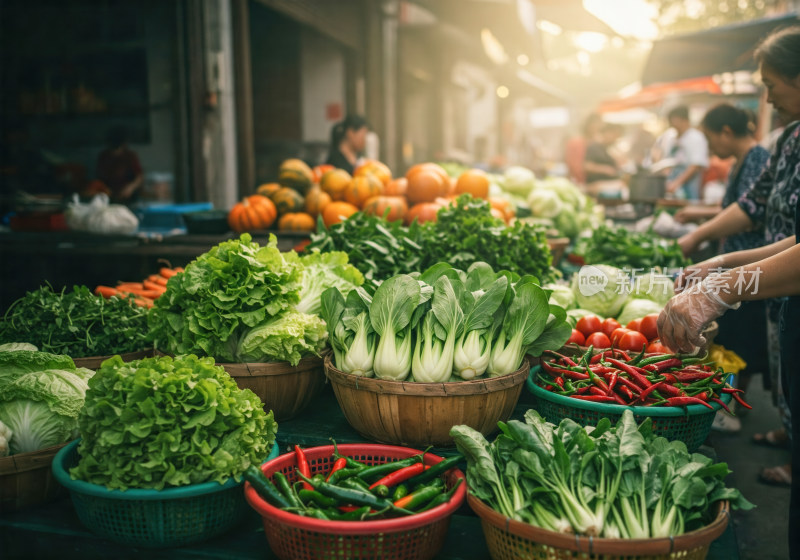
xmin=71 ymin=354 xmax=277 ymax=490
xmin=236 ymin=311 xmax=328 ymax=365
xmin=292 ymin=250 xmax=364 ymax=316
xmin=149 ymin=234 xmax=302 ymax=362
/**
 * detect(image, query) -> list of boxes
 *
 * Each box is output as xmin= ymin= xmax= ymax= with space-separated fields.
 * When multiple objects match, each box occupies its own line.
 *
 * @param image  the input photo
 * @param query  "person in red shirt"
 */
xmin=564 ymin=113 xmax=602 ymax=185
xmin=96 ymin=126 xmax=143 ymax=203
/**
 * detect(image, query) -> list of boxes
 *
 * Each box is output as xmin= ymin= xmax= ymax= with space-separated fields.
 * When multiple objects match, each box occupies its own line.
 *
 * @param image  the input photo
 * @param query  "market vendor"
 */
xmin=325 ymin=114 xmax=369 ymax=175
xmin=657 ymin=25 xmax=800 ymax=559
xmin=664 ymin=105 xmax=709 ymax=200
xmin=95 ymin=125 xmax=144 ymax=204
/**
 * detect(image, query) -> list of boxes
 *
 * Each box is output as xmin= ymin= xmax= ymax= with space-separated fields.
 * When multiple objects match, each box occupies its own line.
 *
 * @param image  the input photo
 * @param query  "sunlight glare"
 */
xmin=582 ymin=0 xmax=659 ymax=40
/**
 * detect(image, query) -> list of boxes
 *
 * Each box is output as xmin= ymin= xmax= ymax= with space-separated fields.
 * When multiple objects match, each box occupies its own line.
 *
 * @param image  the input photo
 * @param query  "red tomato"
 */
xmin=646 ymin=339 xmax=671 ymax=354
xmin=600 ymin=318 xmax=622 ymax=339
xmin=566 ymin=329 xmax=586 ymax=346
xmin=626 ymin=318 xmax=643 ymax=332
xmin=639 ymin=313 xmax=660 ymax=341
xmin=619 ymin=331 xmax=649 ymax=353
xmin=610 ymin=327 xmax=631 ymax=346
xmin=576 ymin=315 xmax=603 ymax=338
xmin=585 ymin=332 xmax=611 ymax=349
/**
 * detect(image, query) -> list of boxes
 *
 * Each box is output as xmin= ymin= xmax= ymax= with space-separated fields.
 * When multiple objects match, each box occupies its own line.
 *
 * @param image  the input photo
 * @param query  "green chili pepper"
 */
xmin=298 ymin=489 xmax=337 ymax=509
xmin=243 ymin=466 xmax=291 ymax=509
xmin=417 ymin=478 xmax=464 ymax=512
xmin=273 ymin=471 xmax=303 ymax=509
xmin=405 ymin=455 xmax=461 ymax=487
xmin=391 ymin=484 xmax=409 ymax=502
xmin=327 ymin=466 xmax=364 ymax=485
xmin=393 ymin=482 xmax=443 ymax=510
xmin=356 ymin=456 xmax=423 ymax=482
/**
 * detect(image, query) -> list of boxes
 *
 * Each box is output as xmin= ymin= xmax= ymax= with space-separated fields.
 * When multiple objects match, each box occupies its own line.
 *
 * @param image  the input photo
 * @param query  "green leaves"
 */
xmin=573 ymin=223 xmax=691 ymax=271
xmin=236 ymin=311 xmax=327 ymax=365
xmin=71 ymin=354 xmax=277 ymax=490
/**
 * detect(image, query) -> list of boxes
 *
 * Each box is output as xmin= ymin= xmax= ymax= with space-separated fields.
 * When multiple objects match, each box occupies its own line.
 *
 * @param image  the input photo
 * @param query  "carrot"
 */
xmin=153 ymin=276 xmax=169 ymax=287
xmin=117 ymin=288 xmax=163 ymax=300
xmin=160 ymin=267 xmax=179 ymax=279
xmin=173 ymin=267 xmax=184 ymax=273
xmin=133 ymin=297 xmax=154 ymax=308
xmin=116 ymin=282 xmax=145 ymax=291
xmin=94 ymin=286 xmax=119 ymax=299
xmin=143 ymin=280 xmax=167 ymax=293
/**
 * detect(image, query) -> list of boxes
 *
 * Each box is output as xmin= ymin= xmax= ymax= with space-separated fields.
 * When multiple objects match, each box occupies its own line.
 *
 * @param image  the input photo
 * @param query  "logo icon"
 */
xmin=577 ymin=265 xmax=608 ymax=297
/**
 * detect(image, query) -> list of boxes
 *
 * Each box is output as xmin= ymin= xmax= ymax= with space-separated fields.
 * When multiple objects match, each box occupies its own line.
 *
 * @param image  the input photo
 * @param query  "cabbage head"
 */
xmin=527 ymin=189 xmax=564 ymax=219
xmin=572 ymin=265 xmax=630 ymax=318
xmin=503 ymin=166 xmax=536 ymax=195
xmin=544 ymin=283 xmax=575 ymax=310
xmin=616 ymin=298 xmax=664 ymax=326
xmin=633 ymin=273 xmax=675 ymax=306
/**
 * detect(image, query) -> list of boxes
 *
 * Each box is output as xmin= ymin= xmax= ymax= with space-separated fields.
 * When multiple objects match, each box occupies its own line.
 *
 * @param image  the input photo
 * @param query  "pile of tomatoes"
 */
xmin=567 ymin=313 xmax=670 ymax=353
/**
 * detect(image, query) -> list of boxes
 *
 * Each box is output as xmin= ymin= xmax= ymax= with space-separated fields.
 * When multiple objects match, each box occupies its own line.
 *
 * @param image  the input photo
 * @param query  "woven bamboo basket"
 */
xmin=218 ymin=354 xmax=326 ymax=421
xmin=547 ymin=237 xmax=570 ymax=267
xmin=0 ymin=441 xmax=70 ymax=513
xmin=323 ymin=354 xmax=529 ymax=447
xmin=468 ymin=493 xmax=730 ymax=560
xmin=72 ymin=348 xmax=157 ymax=369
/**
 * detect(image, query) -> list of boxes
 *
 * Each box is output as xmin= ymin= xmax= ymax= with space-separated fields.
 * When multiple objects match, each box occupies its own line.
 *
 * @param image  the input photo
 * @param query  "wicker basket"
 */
xmin=72 ymin=348 xmax=157 ymax=369
xmin=0 ymin=441 xmax=70 ymax=513
xmin=527 ymin=367 xmax=732 ymax=452
xmin=324 ymin=355 xmax=529 ymax=447
xmin=217 ymin=354 xmax=326 ymax=420
xmin=468 ymin=492 xmax=730 ymax=560
xmin=52 ymin=439 xmax=279 ymax=547
xmin=245 ymin=443 xmax=466 ymax=560
xmin=547 ymin=237 xmax=570 ymax=267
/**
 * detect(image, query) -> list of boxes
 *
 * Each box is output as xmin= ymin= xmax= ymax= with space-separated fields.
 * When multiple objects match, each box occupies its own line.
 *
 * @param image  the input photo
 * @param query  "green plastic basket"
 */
xmin=526 ymin=366 xmax=732 ymax=452
xmin=52 ymin=439 xmax=279 ymax=548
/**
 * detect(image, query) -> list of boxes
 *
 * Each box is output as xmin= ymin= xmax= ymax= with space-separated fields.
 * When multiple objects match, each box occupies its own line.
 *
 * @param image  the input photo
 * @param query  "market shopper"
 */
xmin=658 ymin=25 xmax=800 ymax=559
xmin=664 ymin=105 xmax=709 ymax=200
xmin=565 ymin=112 xmax=602 ymax=184
xmin=325 ymin=114 xmax=369 ymax=175
xmin=96 ymin=125 xmax=144 ymax=204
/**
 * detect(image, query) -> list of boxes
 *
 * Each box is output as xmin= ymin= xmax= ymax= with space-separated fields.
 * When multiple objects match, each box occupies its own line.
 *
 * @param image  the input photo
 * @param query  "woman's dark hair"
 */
xmin=330 ymin=114 xmax=369 ymax=146
xmin=701 ymin=103 xmax=757 ymax=137
xmin=755 ymin=25 xmax=800 ymax=80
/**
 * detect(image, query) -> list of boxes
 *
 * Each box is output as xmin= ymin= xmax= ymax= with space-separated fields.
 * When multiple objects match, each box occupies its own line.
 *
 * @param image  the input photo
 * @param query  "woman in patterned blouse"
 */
xmin=658 ymin=26 xmax=800 ymax=558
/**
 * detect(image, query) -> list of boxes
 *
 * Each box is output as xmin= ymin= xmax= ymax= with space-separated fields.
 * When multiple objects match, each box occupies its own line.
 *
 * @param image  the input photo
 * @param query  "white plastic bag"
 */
xmin=65 ymin=194 xmax=139 ymax=235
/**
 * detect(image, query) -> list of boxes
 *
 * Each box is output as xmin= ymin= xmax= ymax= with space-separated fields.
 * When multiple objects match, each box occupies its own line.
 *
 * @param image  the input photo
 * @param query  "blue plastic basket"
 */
xmin=52 ymin=439 xmax=279 ymax=548
xmin=526 ymin=366 xmax=732 ymax=452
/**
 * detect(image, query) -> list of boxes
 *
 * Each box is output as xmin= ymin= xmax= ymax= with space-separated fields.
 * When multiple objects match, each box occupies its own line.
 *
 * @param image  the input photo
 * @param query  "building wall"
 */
xmin=300 ymin=29 xmax=346 ymax=147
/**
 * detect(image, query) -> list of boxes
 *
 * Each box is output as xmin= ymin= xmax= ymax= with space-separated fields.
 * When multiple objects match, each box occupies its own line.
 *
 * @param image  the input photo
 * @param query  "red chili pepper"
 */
xmin=617 ymin=385 xmax=635 ymax=402
xmin=571 ymin=395 xmax=617 ymax=403
xmin=607 ymin=358 xmax=652 ymax=389
xmin=731 ymin=392 xmax=753 ymax=410
xmin=544 ymin=351 xmax=578 ymax=367
xmin=587 ymin=369 xmax=610 ymax=393
xmin=660 ymin=373 xmax=678 ymax=384
xmin=554 ymin=377 xmax=565 ymax=391
xmin=542 ymin=362 xmax=590 ymax=380
xmin=615 ymin=376 xmax=642 ymax=396
xmin=543 ymin=384 xmax=555 ymax=391
xmin=711 ymin=397 xmax=733 ymax=414
xmin=295 ymin=445 xmax=313 ymax=490
xmin=642 ymin=358 xmax=682 ymax=372
xmin=720 ymin=387 xmax=744 ymax=394
xmin=575 ymin=385 xmax=590 ymax=394
xmin=673 ymin=371 xmax=715 ymax=383
xmin=656 ymin=383 xmax=683 ymax=397
xmin=606 ymin=372 xmax=618 ymax=393
xmin=589 ymin=386 xmax=607 ymax=396
xmin=590 ymin=349 xmax=631 ymax=364
xmin=326 ymin=457 xmax=348 ymax=482
xmin=610 ymin=391 xmax=627 ymax=405
xmin=637 ymin=382 xmax=663 ymax=403
xmin=368 ymin=462 xmax=426 ymax=489
xmin=664 ymin=396 xmax=714 ymax=409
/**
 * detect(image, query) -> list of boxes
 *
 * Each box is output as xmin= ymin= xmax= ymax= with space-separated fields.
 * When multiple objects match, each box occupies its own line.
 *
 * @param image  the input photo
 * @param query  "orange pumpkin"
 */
xmin=312 ymin=164 xmax=335 ymax=184
xmin=320 ymin=169 xmax=352 ymax=201
xmin=256 ymin=182 xmax=281 ymax=198
xmin=270 ymin=187 xmax=305 ymax=215
xmin=384 ymin=177 xmax=407 ymax=197
xmin=354 ymin=159 xmax=392 ymax=186
xmin=278 ymin=212 xmax=316 ymax=232
xmin=305 ymin=187 xmax=331 ymax=218
xmin=344 ymin=174 xmax=383 ymax=208
xmin=405 ymin=163 xmax=449 ymax=204
xmin=363 ymin=196 xmax=408 ymax=222
xmin=455 ymin=169 xmax=490 ymax=199
xmin=322 ymin=201 xmax=359 ymax=227
xmin=228 ymin=195 xmax=277 ymax=232
xmin=405 ymin=202 xmax=442 ymax=225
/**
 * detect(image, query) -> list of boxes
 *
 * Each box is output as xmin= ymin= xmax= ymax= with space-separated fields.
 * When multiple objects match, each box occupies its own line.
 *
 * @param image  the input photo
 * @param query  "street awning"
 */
xmin=597 ymin=76 xmax=723 ymax=113
xmin=642 ymin=13 xmax=799 ymax=85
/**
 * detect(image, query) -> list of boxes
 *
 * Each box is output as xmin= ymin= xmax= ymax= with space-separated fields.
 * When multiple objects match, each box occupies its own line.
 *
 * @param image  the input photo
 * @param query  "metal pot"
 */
xmin=629 ymin=171 xmax=666 ymax=200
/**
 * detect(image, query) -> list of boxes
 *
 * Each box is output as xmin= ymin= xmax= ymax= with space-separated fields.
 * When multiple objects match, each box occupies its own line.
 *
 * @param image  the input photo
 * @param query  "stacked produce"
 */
xmin=572 ymin=224 xmax=690 ymax=270
xmin=524 ymin=176 xmax=604 ymax=239
xmin=94 ymin=266 xmax=184 ymax=308
xmin=245 ymin=443 xmax=462 ymax=520
xmin=148 ymin=234 xmax=362 ymax=364
xmin=0 ymin=285 xmax=150 ymax=357
xmin=537 ymin=348 xmax=750 ymax=409
xmin=70 ymin=354 xmax=277 ymax=489
xmin=0 ymin=344 xmax=94 ymax=455
xmin=451 ymin=409 xmax=753 ymax=538
xmin=320 ymin=262 xmax=571 ymax=381
xmin=308 ymin=194 xmax=554 ymax=285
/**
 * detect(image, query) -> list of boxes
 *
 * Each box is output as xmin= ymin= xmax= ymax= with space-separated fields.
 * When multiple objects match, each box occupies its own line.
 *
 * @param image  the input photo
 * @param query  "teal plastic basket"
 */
xmin=52 ymin=439 xmax=279 ymax=548
xmin=526 ymin=366 xmax=732 ymax=452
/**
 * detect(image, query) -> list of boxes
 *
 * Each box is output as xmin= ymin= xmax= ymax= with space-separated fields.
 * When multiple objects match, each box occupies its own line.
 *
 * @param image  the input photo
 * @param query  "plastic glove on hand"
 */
xmin=658 ymin=276 xmax=740 ymax=354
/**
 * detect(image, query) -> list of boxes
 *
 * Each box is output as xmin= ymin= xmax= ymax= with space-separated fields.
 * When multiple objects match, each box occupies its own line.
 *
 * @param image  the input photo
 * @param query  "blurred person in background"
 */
xmin=665 ymin=105 xmax=709 ymax=200
xmin=96 ymin=125 xmax=143 ymax=204
xmin=325 ymin=114 xmax=369 ymax=175
xmin=657 ymin=26 xmax=800 ymax=556
xmin=583 ymin=122 xmax=624 ymax=184
xmin=564 ymin=112 xmax=602 ymax=185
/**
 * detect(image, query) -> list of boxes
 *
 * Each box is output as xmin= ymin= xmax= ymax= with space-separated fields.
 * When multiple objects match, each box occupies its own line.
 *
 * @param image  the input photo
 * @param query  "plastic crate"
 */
xmin=527 ymin=366 xmax=732 ymax=452
xmin=135 ymin=202 xmax=213 ymax=230
xmin=52 ymin=439 xmax=279 ymax=548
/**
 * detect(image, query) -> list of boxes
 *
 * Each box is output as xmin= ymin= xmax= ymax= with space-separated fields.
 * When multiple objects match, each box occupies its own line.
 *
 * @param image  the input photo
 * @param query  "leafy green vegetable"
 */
xmin=292 ymin=250 xmax=364 ymax=316
xmin=616 ymin=298 xmax=664 ymax=327
xmin=571 ymin=264 xmax=631 ymax=318
xmin=148 ymin=234 xmax=303 ymax=362
xmin=411 ymin=276 xmax=464 ymax=383
xmin=71 ymin=354 xmax=277 ymax=490
xmin=320 ymin=288 xmax=377 ymax=376
xmin=574 ymin=224 xmax=691 ymax=271
xmin=453 ymin=276 xmax=508 ymax=379
xmin=0 ymin=342 xmax=37 ymax=352
xmin=236 ymin=311 xmax=327 ymax=365
xmin=544 ymin=283 xmax=575 ymax=310
xmin=0 ymin=400 xmax=77 ymax=455
xmin=0 ymin=350 xmax=76 ymax=378
xmin=0 ymin=285 xmax=150 ymax=357
xmin=371 ymin=275 xmax=421 ymax=380
xmin=632 ymin=273 xmax=675 ymax=306
xmin=451 ymin=409 xmax=754 ymax=538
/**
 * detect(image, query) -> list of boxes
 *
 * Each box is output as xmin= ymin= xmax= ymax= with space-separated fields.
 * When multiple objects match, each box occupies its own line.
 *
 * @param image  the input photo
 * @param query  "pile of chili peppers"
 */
xmin=538 ymin=347 xmax=751 ymax=411
xmin=244 ymin=443 xmax=462 ymax=521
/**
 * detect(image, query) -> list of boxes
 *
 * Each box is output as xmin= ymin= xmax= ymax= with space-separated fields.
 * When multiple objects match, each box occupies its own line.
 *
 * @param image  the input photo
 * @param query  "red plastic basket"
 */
xmin=244 ymin=443 xmax=466 ymax=560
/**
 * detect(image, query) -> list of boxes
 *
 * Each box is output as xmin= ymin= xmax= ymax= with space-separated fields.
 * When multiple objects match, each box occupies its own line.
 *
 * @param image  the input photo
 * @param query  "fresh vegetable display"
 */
xmin=0 ymin=284 xmax=150 ymax=357
xmin=307 ymin=194 xmax=554 ymax=285
xmin=537 ymin=348 xmax=750 ymax=409
xmin=244 ymin=442 xmax=462 ymax=520
xmin=523 ymin=176 xmax=603 ymax=239
xmin=93 ymin=266 xmax=184 ymax=308
xmin=451 ymin=409 xmax=753 ymax=538
xmin=566 ymin=311 xmax=668 ymax=353
xmin=148 ymin=234 xmax=357 ymax=364
xmin=319 ymin=262 xmax=572 ymax=381
xmin=0 ymin=346 xmax=94 ymax=455
xmin=573 ymin=224 xmax=690 ymax=271
xmin=70 ymin=354 xmax=277 ymax=490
